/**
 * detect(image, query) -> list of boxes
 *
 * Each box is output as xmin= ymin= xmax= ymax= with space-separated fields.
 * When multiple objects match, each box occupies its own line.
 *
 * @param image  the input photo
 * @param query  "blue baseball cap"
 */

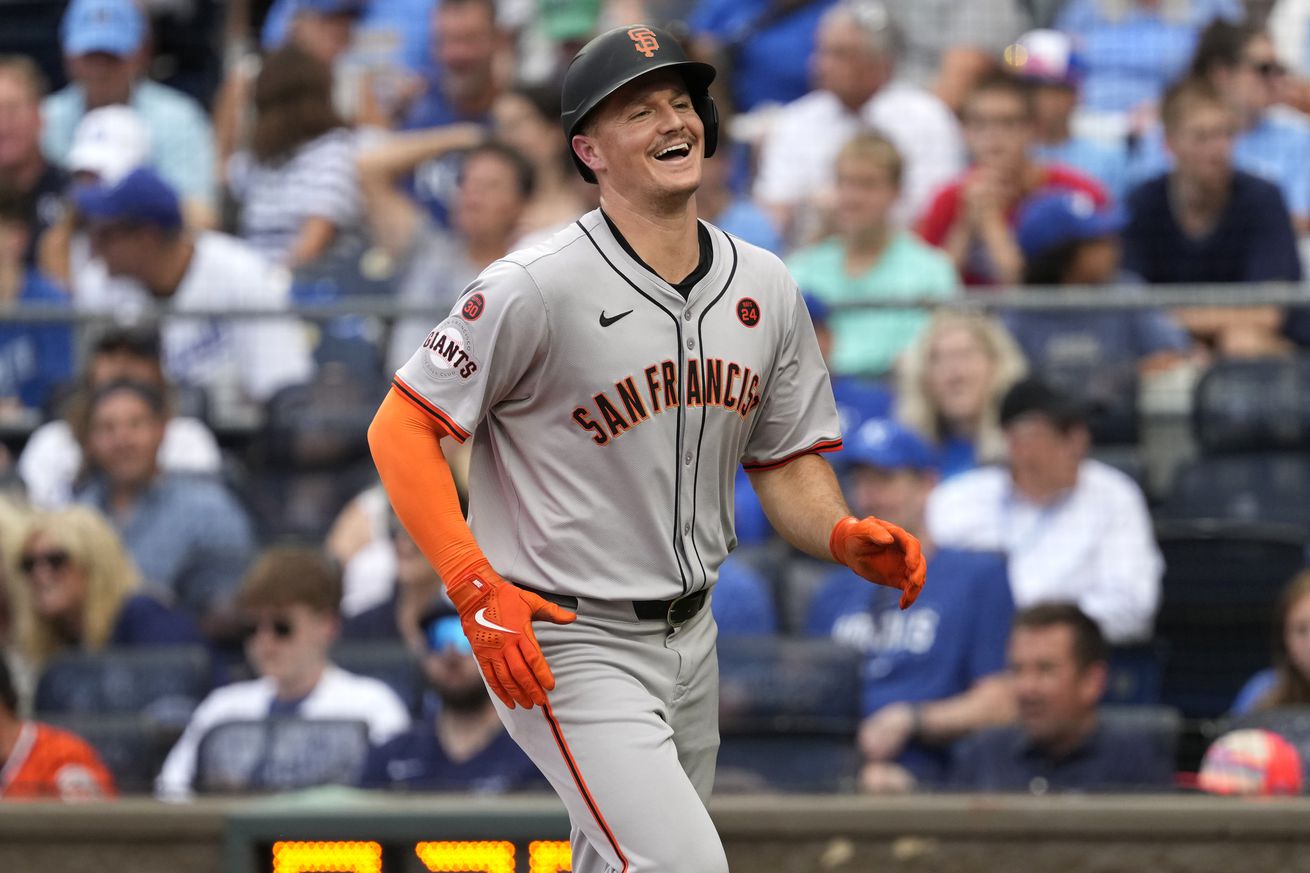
xmin=260 ymin=0 xmax=365 ymax=50
xmin=844 ymin=418 xmax=937 ymax=472
xmin=73 ymin=166 xmax=182 ymax=230
xmin=61 ymin=0 xmax=146 ymax=57
xmin=802 ymin=291 xmax=830 ymax=326
xmin=1015 ymin=190 xmax=1125 ymax=259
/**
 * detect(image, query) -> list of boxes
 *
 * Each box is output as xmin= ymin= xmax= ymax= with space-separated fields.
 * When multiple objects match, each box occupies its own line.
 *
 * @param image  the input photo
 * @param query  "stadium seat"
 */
xmin=1099 ymin=704 xmax=1182 ymax=775
xmin=1105 ymin=643 xmax=1166 ymax=705
xmin=1229 ymin=706 xmax=1310 ymax=781
xmin=331 ymin=641 xmax=425 ymax=716
xmin=1191 ymin=356 xmax=1310 ymax=456
xmin=1158 ymin=453 xmax=1310 ymax=531
xmin=1152 ymin=520 xmax=1310 ymax=719
xmin=38 ymin=713 xmax=181 ymax=795
xmin=193 ymin=718 xmax=371 ymax=794
xmin=716 ymin=636 xmax=861 ymax=792
xmin=33 ymin=646 xmax=211 ymax=727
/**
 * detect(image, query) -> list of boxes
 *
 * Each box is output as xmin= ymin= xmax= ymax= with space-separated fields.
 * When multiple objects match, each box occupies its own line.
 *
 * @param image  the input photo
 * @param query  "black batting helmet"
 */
xmin=560 ymin=24 xmax=718 ymax=183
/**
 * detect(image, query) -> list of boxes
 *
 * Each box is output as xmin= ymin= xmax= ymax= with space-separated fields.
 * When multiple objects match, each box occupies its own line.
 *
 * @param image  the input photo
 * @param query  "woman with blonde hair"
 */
xmin=1232 ymin=570 xmax=1310 ymax=715
xmin=895 ymin=310 xmax=1028 ymax=478
xmin=7 ymin=506 xmax=200 ymax=670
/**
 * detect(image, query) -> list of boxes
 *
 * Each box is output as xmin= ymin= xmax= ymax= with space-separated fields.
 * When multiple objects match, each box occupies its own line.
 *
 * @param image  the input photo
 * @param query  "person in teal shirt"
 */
xmin=786 ymin=131 xmax=959 ymax=377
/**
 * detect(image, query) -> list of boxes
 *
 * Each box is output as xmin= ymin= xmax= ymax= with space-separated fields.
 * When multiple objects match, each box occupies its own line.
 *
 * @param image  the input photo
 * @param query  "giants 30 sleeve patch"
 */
xmin=421 ymin=317 xmax=479 ymax=380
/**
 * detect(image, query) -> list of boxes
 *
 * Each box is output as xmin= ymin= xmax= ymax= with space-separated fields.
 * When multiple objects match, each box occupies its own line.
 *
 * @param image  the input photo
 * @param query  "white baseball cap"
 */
xmin=67 ymin=105 xmax=152 ymax=185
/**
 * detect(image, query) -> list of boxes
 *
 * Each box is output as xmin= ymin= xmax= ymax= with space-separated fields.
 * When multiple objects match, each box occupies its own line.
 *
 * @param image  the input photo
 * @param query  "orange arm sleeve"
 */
xmin=367 ymin=387 xmax=488 ymax=587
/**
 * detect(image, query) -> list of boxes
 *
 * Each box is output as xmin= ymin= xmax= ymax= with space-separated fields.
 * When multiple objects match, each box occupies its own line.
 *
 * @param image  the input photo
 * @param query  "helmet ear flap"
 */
xmin=694 ymin=92 xmax=719 ymax=159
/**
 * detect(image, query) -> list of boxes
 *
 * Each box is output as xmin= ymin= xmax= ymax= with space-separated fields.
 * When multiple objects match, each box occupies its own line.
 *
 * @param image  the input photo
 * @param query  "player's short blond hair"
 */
xmin=835 ymin=131 xmax=904 ymax=189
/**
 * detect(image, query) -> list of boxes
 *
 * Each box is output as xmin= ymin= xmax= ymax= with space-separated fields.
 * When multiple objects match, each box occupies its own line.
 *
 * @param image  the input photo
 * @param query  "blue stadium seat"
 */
xmin=1099 ymin=704 xmax=1182 ymax=776
xmin=38 ymin=713 xmax=181 ymax=795
xmin=1105 ymin=643 xmax=1166 ymax=706
xmin=716 ymin=636 xmax=861 ymax=792
xmin=1153 ymin=520 xmax=1309 ymax=719
xmin=1191 ymin=356 xmax=1310 ymax=455
xmin=1159 ymin=453 xmax=1310 ymax=531
xmin=331 ymin=642 xmax=425 ymax=716
xmin=193 ymin=718 xmax=371 ymax=794
xmin=33 ymin=646 xmax=211 ymax=727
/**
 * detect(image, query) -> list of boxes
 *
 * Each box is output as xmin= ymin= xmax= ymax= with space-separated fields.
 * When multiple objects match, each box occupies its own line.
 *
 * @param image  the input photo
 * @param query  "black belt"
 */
xmin=516 ymin=584 xmax=708 ymax=628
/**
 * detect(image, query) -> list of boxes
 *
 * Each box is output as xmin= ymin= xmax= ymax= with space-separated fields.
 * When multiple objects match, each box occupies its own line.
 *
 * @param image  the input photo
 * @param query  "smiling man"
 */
xmin=368 ymin=24 xmax=927 ymax=873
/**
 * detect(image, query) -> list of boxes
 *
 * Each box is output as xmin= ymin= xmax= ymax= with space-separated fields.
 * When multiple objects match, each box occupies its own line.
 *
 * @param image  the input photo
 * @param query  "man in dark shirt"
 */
xmin=0 ymin=56 xmax=68 ymax=266
xmin=361 ymin=609 xmax=545 ymax=793
xmin=1122 ymin=79 xmax=1300 ymax=357
xmin=950 ymin=603 xmax=1174 ymax=793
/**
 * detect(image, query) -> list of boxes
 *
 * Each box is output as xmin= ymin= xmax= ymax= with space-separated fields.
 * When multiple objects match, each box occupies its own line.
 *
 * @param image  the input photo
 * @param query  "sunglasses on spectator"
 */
xmin=420 ymin=613 xmax=473 ymax=656
xmin=242 ymin=615 xmax=297 ymax=641
xmin=20 ymin=550 xmax=72 ymax=575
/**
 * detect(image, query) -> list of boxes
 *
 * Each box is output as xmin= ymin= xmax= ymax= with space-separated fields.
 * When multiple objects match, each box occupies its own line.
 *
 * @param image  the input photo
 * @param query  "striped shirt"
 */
xmin=230 ymin=128 xmax=362 ymax=264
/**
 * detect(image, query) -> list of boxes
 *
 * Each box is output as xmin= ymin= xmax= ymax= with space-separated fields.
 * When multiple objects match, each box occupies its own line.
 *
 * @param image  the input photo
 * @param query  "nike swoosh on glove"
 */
xmin=447 ymin=564 xmax=576 ymax=709
xmin=829 ymin=515 xmax=927 ymax=609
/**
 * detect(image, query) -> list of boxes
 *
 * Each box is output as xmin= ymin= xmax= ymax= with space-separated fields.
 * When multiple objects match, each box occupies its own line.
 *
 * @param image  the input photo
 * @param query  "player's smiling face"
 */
xmin=574 ymin=70 xmax=704 ymax=199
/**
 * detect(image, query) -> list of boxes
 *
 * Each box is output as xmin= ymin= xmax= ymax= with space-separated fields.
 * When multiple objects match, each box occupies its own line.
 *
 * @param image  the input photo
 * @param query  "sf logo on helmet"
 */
xmin=629 ymin=27 xmax=660 ymax=58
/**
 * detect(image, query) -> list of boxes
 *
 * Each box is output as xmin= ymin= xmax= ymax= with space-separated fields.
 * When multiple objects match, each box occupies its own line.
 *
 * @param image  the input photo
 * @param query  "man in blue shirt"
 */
xmin=1123 ymin=79 xmax=1301 ymax=356
xmin=807 ymin=418 xmax=1015 ymax=791
xmin=362 ymin=609 xmax=546 ymax=792
xmin=0 ymin=188 xmax=72 ymax=416
xmin=951 ymin=603 xmax=1175 ymax=793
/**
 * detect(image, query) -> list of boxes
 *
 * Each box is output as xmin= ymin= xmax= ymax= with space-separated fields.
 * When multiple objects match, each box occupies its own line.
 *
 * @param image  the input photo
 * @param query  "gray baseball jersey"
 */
xmin=393 ymin=208 xmax=841 ymax=602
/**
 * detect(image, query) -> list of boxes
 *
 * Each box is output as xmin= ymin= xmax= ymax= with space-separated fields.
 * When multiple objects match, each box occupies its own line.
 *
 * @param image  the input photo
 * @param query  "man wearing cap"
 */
xmin=808 ymin=418 xmax=1015 ymax=792
xmin=927 ymin=377 xmax=1162 ymax=645
xmin=42 ymin=0 xmax=216 ymax=222
xmin=1005 ymin=190 xmax=1190 ymax=376
xmin=0 ymin=56 xmax=68 ymax=265
xmin=71 ymin=166 xmax=312 ymax=405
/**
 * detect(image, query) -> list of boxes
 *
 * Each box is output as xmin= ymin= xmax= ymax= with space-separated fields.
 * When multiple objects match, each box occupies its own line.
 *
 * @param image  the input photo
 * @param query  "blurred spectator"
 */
xmin=17 ymin=325 xmax=221 ymax=511
xmin=227 ymin=46 xmax=363 ymax=269
xmin=42 ymin=0 xmax=217 ymax=223
xmin=710 ymin=556 xmax=778 ymax=636
xmin=401 ymin=0 xmax=505 ymax=226
xmin=0 ymin=186 xmax=72 ymax=420
xmin=753 ymin=1 xmax=964 ymax=242
xmin=1130 ymin=21 xmax=1310 ymax=232
xmin=1231 ymin=570 xmax=1310 ymax=715
xmin=156 ymin=548 xmax=411 ymax=798
xmin=0 ymin=57 xmax=67 ymax=266
xmin=1006 ymin=190 xmax=1192 ymax=374
xmin=688 ymin=0 xmax=837 ymax=114
xmin=362 ymin=606 xmax=545 ymax=792
xmin=71 ymin=167 xmax=314 ymax=406
xmin=806 ymin=419 xmax=1015 ymax=792
xmin=786 ymin=132 xmax=958 ymax=376
xmin=895 ymin=311 xmax=1027 ymax=479
xmin=950 ymin=603 xmax=1175 ymax=792
xmin=1005 ymin=29 xmax=1131 ymax=200
xmin=917 ymin=73 xmax=1108 ymax=286
xmin=75 ymin=380 xmax=254 ymax=636
xmin=1122 ymin=80 xmax=1300 ymax=357
xmin=0 ymin=495 xmax=29 ymax=651
xmin=927 ymin=378 xmax=1162 ymax=644
xmin=490 ymin=85 xmax=591 ymax=240
xmin=5 ymin=506 xmax=201 ymax=673
xmin=358 ymin=138 xmax=532 ymax=371
xmin=340 ymin=519 xmax=446 ymax=642
xmin=885 ymin=0 xmax=1031 ymax=111
xmin=1054 ymin=0 xmax=1243 ymax=140
xmin=0 ymin=656 xmax=115 ymax=799
xmin=216 ymin=0 xmax=370 ymax=178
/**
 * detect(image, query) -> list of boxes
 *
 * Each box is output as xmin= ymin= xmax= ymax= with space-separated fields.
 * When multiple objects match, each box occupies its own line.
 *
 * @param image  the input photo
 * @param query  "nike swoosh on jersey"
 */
xmin=474 ymin=607 xmax=518 ymax=634
xmin=599 ymin=309 xmax=634 ymax=327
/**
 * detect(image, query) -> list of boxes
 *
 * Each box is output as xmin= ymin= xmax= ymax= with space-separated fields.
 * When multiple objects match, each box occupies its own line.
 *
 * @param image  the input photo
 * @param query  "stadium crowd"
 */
xmin=1 ymin=0 xmax=1310 ymax=800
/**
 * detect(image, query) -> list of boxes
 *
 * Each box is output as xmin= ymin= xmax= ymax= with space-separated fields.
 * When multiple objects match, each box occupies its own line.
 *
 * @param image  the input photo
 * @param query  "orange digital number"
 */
xmin=271 ymin=841 xmax=383 ymax=873
xmin=527 ymin=840 xmax=571 ymax=872
xmin=414 ymin=840 xmax=516 ymax=873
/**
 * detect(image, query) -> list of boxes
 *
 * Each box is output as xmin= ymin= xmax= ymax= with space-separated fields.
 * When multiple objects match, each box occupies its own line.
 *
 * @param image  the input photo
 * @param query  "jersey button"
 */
xmin=686 ymin=338 xmax=695 ymax=350
xmin=683 ymin=522 xmax=691 ymax=535
xmin=684 ymin=451 xmax=693 ymax=465
xmin=683 ymin=310 xmax=692 ymax=321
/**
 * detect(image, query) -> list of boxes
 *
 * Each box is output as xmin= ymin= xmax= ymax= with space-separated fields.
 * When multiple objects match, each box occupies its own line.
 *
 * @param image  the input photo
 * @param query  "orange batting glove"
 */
xmin=446 ymin=562 xmax=576 ymax=709
xmin=829 ymin=516 xmax=927 ymax=609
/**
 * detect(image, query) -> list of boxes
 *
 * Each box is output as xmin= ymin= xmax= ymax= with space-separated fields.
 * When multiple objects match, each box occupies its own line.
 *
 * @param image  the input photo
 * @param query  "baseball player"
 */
xmin=369 ymin=24 xmax=927 ymax=873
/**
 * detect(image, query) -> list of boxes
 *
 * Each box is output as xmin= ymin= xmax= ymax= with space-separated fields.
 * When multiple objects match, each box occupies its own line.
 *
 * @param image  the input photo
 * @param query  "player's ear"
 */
xmin=572 ymin=133 xmax=605 ymax=177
